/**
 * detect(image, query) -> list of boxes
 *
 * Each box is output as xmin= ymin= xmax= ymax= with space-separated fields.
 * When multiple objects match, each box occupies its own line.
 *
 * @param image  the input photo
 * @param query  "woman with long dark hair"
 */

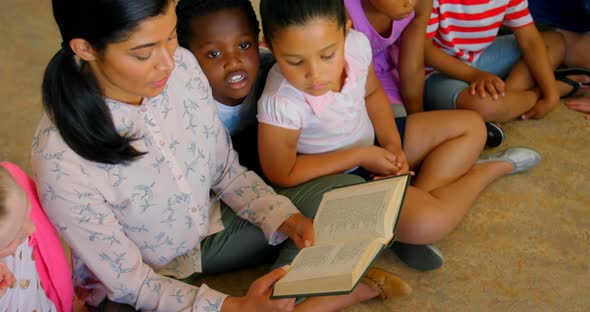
xmin=32 ymin=0 xmax=407 ymax=310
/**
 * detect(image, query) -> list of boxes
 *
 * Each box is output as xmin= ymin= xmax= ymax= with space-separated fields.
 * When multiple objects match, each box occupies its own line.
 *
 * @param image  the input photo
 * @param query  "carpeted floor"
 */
xmin=1 ymin=1 xmax=588 ymax=311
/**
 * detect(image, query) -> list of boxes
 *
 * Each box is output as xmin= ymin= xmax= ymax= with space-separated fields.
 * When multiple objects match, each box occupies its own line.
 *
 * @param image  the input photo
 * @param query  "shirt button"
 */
xmin=159 ymin=140 xmax=165 ymax=147
xmin=191 ymin=207 xmax=197 ymax=213
xmin=19 ymin=279 xmax=30 ymax=289
xmin=140 ymin=107 xmax=147 ymax=113
xmin=177 ymin=174 xmax=185 ymax=181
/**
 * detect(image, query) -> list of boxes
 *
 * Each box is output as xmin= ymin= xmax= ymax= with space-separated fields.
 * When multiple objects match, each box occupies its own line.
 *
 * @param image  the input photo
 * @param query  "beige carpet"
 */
xmin=1 ymin=1 xmax=588 ymax=311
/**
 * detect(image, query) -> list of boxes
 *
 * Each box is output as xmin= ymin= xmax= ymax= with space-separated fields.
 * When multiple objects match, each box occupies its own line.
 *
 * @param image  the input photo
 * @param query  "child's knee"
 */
xmin=397 ymin=206 xmax=451 ymax=244
xmin=541 ymin=31 xmax=567 ymax=66
xmin=460 ymin=110 xmax=487 ymax=142
xmin=456 ymin=92 xmax=503 ymax=121
xmin=440 ymin=109 xmax=486 ymax=141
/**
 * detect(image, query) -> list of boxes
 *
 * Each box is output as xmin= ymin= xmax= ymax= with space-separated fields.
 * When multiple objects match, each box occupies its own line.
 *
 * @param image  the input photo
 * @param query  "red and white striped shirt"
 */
xmin=426 ymin=0 xmax=533 ymax=65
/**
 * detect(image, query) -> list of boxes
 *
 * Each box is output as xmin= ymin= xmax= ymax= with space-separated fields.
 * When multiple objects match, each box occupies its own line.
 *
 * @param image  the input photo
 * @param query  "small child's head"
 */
xmin=177 ymin=0 xmax=261 ymax=106
xmin=367 ymin=0 xmax=415 ymax=21
xmin=260 ymin=0 xmax=350 ymax=97
xmin=0 ymin=167 xmax=35 ymax=258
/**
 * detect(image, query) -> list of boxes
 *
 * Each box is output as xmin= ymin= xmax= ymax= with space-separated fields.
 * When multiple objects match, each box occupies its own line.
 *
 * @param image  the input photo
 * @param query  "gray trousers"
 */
xmin=199 ymin=173 xmax=365 ymax=274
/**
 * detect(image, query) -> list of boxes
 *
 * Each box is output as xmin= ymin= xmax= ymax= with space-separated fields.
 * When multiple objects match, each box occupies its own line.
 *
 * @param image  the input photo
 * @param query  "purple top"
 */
xmin=345 ymin=0 xmax=414 ymax=105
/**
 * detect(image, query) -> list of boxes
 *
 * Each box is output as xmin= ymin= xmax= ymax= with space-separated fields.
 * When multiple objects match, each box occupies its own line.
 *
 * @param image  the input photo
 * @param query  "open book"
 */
xmin=272 ymin=174 xmax=411 ymax=298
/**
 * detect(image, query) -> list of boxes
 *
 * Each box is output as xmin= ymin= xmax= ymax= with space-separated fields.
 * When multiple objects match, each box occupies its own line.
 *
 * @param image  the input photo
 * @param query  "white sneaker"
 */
xmin=476 ymin=147 xmax=542 ymax=174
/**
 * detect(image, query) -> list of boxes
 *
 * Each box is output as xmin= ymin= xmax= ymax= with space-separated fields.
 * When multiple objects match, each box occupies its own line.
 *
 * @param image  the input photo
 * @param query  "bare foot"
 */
xmin=564 ymin=97 xmax=590 ymax=119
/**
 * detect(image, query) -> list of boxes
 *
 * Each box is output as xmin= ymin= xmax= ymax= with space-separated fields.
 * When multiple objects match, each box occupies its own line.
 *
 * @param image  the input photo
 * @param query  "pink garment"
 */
xmin=344 ymin=0 xmax=414 ymax=106
xmin=1 ymin=162 xmax=73 ymax=312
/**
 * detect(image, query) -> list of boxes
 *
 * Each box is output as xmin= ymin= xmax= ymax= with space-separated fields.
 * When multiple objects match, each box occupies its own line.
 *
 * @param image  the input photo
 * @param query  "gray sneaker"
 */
xmin=390 ymin=242 xmax=444 ymax=271
xmin=476 ymin=146 xmax=542 ymax=175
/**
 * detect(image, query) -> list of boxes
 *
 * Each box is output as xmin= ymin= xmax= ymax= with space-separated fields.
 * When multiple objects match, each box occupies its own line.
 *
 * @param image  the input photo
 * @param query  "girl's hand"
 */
xmin=381 ymin=144 xmax=411 ymax=176
xmin=278 ymin=213 xmax=314 ymax=249
xmin=468 ymin=70 xmax=505 ymax=100
xmin=222 ymin=266 xmax=295 ymax=312
xmin=0 ymin=262 xmax=16 ymax=297
xmin=522 ymin=95 xmax=560 ymax=119
xmin=359 ymin=146 xmax=400 ymax=176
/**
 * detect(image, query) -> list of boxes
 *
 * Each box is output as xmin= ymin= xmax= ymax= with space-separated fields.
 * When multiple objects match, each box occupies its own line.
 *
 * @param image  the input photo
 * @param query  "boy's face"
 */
xmin=271 ymin=19 xmax=348 ymax=97
xmin=369 ymin=0 xmax=415 ymax=20
xmin=0 ymin=178 xmax=35 ymax=258
xmin=188 ymin=8 xmax=260 ymax=106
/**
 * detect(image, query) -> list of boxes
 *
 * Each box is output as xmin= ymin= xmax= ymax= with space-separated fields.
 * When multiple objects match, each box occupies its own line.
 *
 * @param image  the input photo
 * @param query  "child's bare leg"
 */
xmin=395 ymin=110 xmax=513 ymax=244
xmin=403 ymin=110 xmax=485 ymax=192
xmin=294 ymin=283 xmax=379 ymax=312
xmin=558 ymin=30 xmax=590 ymax=69
xmin=455 ymin=87 xmax=539 ymax=122
xmin=503 ymin=31 xmax=566 ymax=92
xmin=396 ymin=161 xmax=512 ymax=244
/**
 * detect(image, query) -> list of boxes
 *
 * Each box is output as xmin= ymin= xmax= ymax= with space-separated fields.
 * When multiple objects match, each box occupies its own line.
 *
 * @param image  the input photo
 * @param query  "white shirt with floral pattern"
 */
xmin=31 ymin=47 xmax=298 ymax=311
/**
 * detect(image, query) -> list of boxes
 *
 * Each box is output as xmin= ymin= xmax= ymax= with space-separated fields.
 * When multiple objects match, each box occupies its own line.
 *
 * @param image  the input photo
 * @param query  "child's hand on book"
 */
xmin=379 ymin=145 xmax=411 ymax=177
xmin=0 ymin=261 xmax=16 ymax=297
xmin=226 ymin=265 xmax=295 ymax=312
xmin=278 ymin=213 xmax=314 ymax=249
xmin=359 ymin=146 xmax=404 ymax=176
xmin=389 ymin=148 xmax=410 ymax=176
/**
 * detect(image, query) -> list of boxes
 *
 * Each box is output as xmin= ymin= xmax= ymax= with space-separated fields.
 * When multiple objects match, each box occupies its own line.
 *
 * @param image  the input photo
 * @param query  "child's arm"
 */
xmin=424 ymin=39 xmax=506 ymax=99
xmin=399 ymin=0 xmax=432 ymax=114
xmin=515 ymin=24 xmax=560 ymax=119
xmin=364 ymin=62 xmax=410 ymax=175
xmin=258 ymin=123 xmax=399 ymax=187
xmin=0 ymin=261 xmax=16 ymax=297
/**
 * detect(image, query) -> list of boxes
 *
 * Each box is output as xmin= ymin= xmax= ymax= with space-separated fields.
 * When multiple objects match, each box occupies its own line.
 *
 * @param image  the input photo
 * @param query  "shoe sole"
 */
xmin=485 ymin=122 xmax=504 ymax=148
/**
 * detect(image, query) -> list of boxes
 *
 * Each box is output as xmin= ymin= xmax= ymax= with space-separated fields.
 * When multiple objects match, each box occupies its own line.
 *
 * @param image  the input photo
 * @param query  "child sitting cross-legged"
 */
xmin=258 ymin=0 xmax=542 ymax=271
xmin=423 ymin=0 xmax=573 ymax=123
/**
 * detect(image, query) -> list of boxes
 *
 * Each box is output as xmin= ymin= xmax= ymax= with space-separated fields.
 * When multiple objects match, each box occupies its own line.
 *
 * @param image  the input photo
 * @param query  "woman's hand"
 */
xmin=468 ymin=70 xmax=505 ymax=100
xmin=0 ymin=262 xmax=15 ymax=297
xmin=222 ymin=266 xmax=295 ymax=312
xmin=278 ymin=213 xmax=314 ymax=249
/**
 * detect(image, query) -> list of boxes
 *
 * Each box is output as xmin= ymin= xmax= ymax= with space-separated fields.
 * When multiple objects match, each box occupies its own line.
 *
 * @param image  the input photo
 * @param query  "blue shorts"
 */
xmin=423 ymin=34 xmax=522 ymax=111
xmin=350 ymin=117 xmax=406 ymax=180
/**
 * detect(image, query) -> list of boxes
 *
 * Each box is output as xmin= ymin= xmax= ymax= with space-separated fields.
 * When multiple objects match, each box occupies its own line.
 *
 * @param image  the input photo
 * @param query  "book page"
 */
xmin=314 ymin=188 xmax=388 ymax=244
xmin=277 ymin=239 xmax=374 ymax=283
xmin=273 ymin=239 xmax=384 ymax=297
xmin=314 ymin=175 xmax=408 ymax=245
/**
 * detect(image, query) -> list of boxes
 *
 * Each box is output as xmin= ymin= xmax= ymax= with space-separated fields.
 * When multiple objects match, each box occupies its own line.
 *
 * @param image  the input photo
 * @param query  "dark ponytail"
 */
xmin=42 ymin=49 xmax=145 ymax=165
xmin=42 ymin=0 xmax=170 ymax=165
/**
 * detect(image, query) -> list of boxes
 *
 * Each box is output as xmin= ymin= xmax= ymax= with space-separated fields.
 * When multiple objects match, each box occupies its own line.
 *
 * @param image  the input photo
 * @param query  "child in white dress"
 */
xmin=0 ymin=162 xmax=73 ymax=311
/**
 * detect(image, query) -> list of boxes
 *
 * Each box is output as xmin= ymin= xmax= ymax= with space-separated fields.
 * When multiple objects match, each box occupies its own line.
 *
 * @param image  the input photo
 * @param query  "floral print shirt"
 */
xmin=31 ymin=47 xmax=298 ymax=311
